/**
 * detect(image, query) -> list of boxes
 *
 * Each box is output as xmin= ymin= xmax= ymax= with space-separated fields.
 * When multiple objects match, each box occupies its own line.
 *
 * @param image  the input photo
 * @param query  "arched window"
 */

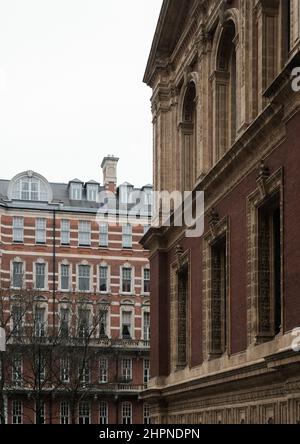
xmin=214 ymin=20 xmax=237 ymax=161
xmin=8 ymin=171 xmax=52 ymax=203
xmin=181 ymin=82 xmax=197 ymax=191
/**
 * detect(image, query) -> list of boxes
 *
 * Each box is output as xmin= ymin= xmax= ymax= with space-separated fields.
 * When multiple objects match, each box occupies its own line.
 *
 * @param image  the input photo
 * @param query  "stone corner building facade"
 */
xmin=142 ymin=0 xmax=300 ymax=424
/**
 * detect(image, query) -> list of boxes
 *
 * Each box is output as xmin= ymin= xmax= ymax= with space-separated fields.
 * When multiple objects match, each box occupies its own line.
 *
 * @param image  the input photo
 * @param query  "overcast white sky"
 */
xmin=0 ymin=0 xmax=162 ymax=187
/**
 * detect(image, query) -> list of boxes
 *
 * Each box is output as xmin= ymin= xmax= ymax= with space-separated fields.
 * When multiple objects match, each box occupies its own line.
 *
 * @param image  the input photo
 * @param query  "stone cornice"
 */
xmin=141 ymin=348 xmax=300 ymax=403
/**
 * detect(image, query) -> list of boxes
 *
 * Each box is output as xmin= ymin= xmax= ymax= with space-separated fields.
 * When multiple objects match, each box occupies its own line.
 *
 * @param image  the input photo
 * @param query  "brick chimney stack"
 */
xmin=101 ymin=155 xmax=119 ymax=194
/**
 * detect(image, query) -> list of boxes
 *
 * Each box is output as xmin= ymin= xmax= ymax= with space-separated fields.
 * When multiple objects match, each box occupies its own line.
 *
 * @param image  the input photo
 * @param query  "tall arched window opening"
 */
xmin=181 ymin=83 xmax=197 ymax=192
xmin=214 ymin=20 xmax=237 ymax=161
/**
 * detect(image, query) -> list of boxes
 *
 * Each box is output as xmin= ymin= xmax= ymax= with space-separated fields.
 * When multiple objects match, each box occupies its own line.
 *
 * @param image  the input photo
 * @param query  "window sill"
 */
xmin=120 ymin=293 xmax=135 ymax=297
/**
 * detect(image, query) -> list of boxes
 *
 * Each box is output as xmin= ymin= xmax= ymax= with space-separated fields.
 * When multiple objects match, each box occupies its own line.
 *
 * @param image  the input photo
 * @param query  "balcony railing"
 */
xmin=8 ymin=336 xmax=150 ymax=350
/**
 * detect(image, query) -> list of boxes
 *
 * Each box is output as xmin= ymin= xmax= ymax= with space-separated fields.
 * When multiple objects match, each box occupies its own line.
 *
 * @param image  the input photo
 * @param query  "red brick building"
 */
xmin=142 ymin=0 xmax=300 ymax=424
xmin=0 ymin=156 xmax=152 ymax=424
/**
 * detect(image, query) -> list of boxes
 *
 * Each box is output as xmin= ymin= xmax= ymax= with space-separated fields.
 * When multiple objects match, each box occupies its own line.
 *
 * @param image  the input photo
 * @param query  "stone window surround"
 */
xmin=203 ymin=216 xmax=230 ymax=361
xmin=246 ymin=166 xmax=284 ymax=346
xmin=170 ymin=247 xmax=191 ymax=373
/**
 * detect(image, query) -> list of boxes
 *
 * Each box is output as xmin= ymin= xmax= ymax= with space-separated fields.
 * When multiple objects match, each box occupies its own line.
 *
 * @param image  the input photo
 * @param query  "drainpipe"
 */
xmin=49 ymin=210 xmax=56 ymax=424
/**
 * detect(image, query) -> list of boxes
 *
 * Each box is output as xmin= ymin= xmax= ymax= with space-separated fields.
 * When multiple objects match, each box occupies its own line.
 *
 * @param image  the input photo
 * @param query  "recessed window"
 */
xmin=99 ymin=309 xmax=108 ymax=338
xmin=122 ymin=267 xmax=132 ymax=294
xmin=12 ymin=305 xmax=23 ymax=336
xmin=144 ymin=359 xmax=150 ymax=384
xmin=99 ymin=223 xmax=108 ymax=248
xmin=143 ymin=269 xmax=150 ymax=294
xmin=122 ymin=311 xmax=132 ymax=339
xmin=143 ymin=312 xmax=150 ymax=341
xmin=121 ymin=358 xmax=132 ymax=381
xmin=36 ymin=401 xmax=45 ymax=424
xmin=144 ymin=403 xmax=150 ymax=425
xmin=13 ymin=217 xmax=24 ymax=243
xmin=99 ymin=266 xmax=108 ymax=293
xmin=79 ymin=402 xmax=90 ymax=425
xmin=99 ymin=402 xmax=108 ymax=425
xmin=60 ymin=402 xmax=69 ymax=425
xmin=70 ymin=183 xmax=82 ymax=200
xmin=99 ymin=358 xmax=108 ymax=383
xmin=12 ymin=355 xmax=22 ymax=387
xmin=12 ymin=262 xmax=23 ymax=289
xmin=79 ymin=360 xmax=90 ymax=385
xmin=257 ymin=194 xmax=282 ymax=339
xmin=12 ymin=400 xmax=22 ymax=425
xmin=122 ymin=224 xmax=132 ymax=249
xmin=61 ymin=264 xmax=70 ymax=291
xmin=122 ymin=402 xmax=132 ymax=425
xmin=78 ymin=265 xmax=91 ymax=292
xmin=35 ymin=263 xmax=46 ymax=289
xmin=60 ymin=308 xmax=70 ymax=338
xmin=60 ymin=357 xmax=70 ymax=383
xmin=87 ymin=185 xmax=98 ymax=202
xmin=210 ymin=237 xmax=228 ymax=356
xmin=61 ymin=220 xmax=70 ymax=245
xmin=34 ymin=307 xmax=46 ymax=338
xmin=78 ymin=308 xmax=90 ymax=338
xmin=36 ymin=218 xmax=46 ymax=244
xmin=79 ymin=221 xmax=91 ymax=247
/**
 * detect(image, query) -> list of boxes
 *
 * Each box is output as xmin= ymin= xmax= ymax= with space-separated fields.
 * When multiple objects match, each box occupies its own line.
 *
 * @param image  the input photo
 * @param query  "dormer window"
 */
xmin=143 ymin=188 xmax=153 ymax=205
xmin=70 ymin=183 xmax=82 ymax=200
xmin=9 ymin=171 xmax=52 ymax=202
xmin=119 ymin=183 xmax=133 ymax=205
xmin=86 ymin=184 xmax=98 ymax=202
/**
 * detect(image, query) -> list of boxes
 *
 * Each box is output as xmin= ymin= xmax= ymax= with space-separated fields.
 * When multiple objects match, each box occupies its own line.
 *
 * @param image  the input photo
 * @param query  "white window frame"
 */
xmin=121 ymin=310 xmax=133 ymax=340
xmin=35 ymin=218 xmax=46 ymax=244
xmin=99 ymin=308 xmax=109 ymax=338
xmin=78 ymin=221 xmax=91 ymax=247
xmin=13 ymin=217 xmax=24 ymax=243
xmin=70 ymin=183 xmax=82 ymax=201
xmin=120 ymin=265 xmax=134 ymax=295
xmin=77 ymin=307 xmax=91 ymax=338
xmin=78 ymin=264 xmax=92 ymax=293
xmin=121 ymin=402 xmax=132 ymax=425
xmin=99 ymin=358 xmax=108 ymax=383
xmin=12 ymin=260 xmax=24 ymax=289
xmin=99 ymin=223 xmax=109 ymax=248
xmin=79 ymin=360 xmax=90 ymax=385
xmin=143 ymin=311 xmax=150 ymax=341
xmin=35 ymin=262 xmax=47 ymax=290
xmin=60 ymin=263 xmax=71 ymax=291
xmin=143 ymin=267 xmax=150 ymax=294
xmin=144 ymin=358 xmax=150 ymax=385
xmin=59 ymin=307 xmax=70 ymax=338
xmin=122 ymin=224 xmax=133 ymax=249
xmin=34 ymin=306 xmax=47 ymax=338
xmin=143 ymin=403 xmax=151 ymax=425
xmin=87 ymin=185 xmax=98 ymax=202
xmin=99 ymin=402 xmax=108 ymax=425
xmin=60 ymin=402 xmax=70 ymax=425
xmin=11 ymin=305 xmax=23 ymax=337
xmin=78 ymin=402 xmax=90 ymax=425
xmin=12 ymin=400 xmax=23 ymax=425
xmin=12 ymin=354 xmax=23 ymax=387
xmin=121 ymin=358 xmax=132 ymax=381
xmin=60 ymin=357 xmax=70 ymax=383
xmin=61 ymin=220 xmax=70 ymax=245
xmin=99 ymin=264 xmax=109 ymax=293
